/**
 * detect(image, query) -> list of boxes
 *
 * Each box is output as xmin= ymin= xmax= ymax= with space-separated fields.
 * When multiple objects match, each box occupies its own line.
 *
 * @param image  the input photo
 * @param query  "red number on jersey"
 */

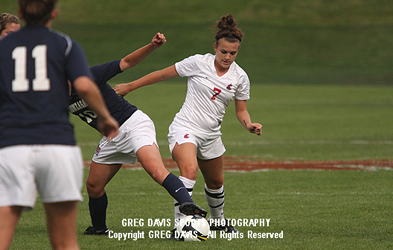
xmin=211 ymin=87 xmax=222 ymax=100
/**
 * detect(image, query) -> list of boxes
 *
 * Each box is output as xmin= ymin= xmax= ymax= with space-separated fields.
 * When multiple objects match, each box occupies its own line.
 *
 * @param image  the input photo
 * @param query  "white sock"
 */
xmin=205 ymin=184 xmax=225 ymax=220
xmin=174 ymin=176 xmax=196 ymax=224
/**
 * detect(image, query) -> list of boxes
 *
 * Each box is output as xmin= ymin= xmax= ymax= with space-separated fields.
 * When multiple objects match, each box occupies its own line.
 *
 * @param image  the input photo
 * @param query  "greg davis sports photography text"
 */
xmin=107 ymin=217 xmax=284 ymax=241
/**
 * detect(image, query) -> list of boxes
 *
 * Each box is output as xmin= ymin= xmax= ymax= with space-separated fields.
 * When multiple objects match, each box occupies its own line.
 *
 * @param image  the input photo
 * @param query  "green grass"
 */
xmin=3 ymin=0 xmax=393 ymax=26
xmin=10 ymin=168 xmax=393 ymax=249
xmin=72 ymin=83 xmax=393 ymax=161
xmin=2 ymin=0 xmax=393 ymax=84
xmin=2 ymin=1 xmax=393 ymax=249
xmin=50 ymin=22 xmax=393 ymax=85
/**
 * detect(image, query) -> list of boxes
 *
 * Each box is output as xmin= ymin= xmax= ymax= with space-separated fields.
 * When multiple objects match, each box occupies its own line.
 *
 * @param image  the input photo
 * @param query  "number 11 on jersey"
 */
xmin=12 ymin=45 xmax=51 ymax=92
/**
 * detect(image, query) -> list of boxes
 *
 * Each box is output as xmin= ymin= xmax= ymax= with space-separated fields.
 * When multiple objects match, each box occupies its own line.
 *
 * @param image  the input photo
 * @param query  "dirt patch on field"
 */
xmin=84 ymin=157 xmax=393 ymax=171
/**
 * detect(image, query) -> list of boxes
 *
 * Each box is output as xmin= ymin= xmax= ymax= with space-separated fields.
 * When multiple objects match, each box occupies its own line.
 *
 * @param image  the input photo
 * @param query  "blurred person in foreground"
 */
xmin=0 ymin=0 xmax=118 ymax=249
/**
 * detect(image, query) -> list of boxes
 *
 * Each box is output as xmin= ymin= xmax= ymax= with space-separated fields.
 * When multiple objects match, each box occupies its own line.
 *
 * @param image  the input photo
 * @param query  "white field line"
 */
xmin=97 ymin=191 xmax=393 ymax=196
xmin=117 ymin=165 xmax=393 ymax=173
xmin=78 ymin=140 xmax=393 ymax=147
xmin=224 ymin=140 xmax=393 ymax=146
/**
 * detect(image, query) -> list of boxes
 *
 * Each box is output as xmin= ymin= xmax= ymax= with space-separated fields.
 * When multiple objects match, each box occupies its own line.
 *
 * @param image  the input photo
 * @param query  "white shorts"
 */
xmin=92 ymin=110 xmax=158 ymax=165
xmin=168 ymin=123 xmax=226 ymax=160
xmin=0 ymin=145 xmax=83 ymax=209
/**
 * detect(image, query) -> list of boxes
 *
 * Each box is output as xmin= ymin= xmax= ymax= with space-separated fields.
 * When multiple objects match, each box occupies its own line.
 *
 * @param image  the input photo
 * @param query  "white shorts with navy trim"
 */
xmin=92 ymin=110 xmax=158 ymax=165
xmin=0 ymin=145 xmax=83 ymax=209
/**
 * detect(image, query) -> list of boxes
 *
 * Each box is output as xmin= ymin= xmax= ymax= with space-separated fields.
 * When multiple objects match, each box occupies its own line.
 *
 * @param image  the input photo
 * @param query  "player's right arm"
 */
xmin=73 ymin=76 xmax=119 ymax=139
xmin=114 ymin=65 xmax=179 ymax=96
xmin=119 ymin=32 xmax=166 ymax=71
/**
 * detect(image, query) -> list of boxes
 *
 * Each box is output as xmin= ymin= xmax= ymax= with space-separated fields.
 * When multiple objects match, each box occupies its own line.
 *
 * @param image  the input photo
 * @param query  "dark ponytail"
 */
xmin=215 ymin=14 xmax=244 ymax=43
xmin=18 ymin=0 xmax=57 ymax=25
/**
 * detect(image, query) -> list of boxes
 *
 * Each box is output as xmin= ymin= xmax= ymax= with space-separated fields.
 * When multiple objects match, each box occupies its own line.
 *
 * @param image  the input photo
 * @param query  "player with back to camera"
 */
xmin=0 ymin=0 xmax=119 ymax=249
xmin=115 ymin=14 xmax=262 ymax=237
xmin=68 ymin=33 xmax=207 ymax=235
xmin=0 ymin=13 xmax=20 ymax=37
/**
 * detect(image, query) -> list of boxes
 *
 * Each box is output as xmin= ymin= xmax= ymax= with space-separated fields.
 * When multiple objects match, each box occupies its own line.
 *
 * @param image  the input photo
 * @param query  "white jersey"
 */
xmin=173 ymin=53 xmax=250 ymax=134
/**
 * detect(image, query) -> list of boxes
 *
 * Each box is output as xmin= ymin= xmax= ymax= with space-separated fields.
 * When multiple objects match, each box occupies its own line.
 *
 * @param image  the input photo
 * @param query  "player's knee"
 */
xmin=206 ymin=179 xmax=223 ymax=190
xmin=208 ymin=183 xmax=223 ymax=190
xmin=85 ymin=181 xmax=104 ymax=198
xmin=50 ymin=240 xmax=78 ymax=250
xmin=149 ymin=168 xmax=164 ymax=184
xmin=179 ymin=166 xmax=198 ymax=180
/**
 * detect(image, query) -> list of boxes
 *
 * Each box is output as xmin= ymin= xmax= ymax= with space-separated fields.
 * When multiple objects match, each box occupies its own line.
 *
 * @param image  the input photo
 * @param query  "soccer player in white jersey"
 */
xmin=115 ymin=14 xmax=262 ymax=236
xmin=69 ymin=33 xmax=206 ymax=235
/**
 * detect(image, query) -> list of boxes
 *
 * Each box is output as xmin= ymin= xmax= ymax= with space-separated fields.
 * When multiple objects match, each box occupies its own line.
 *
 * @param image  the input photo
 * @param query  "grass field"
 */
xmin=2 ymin=0 xmax=393 ymax=249
xmin=73 ymin=83 xmax=393 ymax=161
xmin=2 ymin=0 xmax=393 ymax=85
xmin=11 ymin=168 xmax=393 ymax=249
xmin=8 ymin=83 xmax=393 ymax=249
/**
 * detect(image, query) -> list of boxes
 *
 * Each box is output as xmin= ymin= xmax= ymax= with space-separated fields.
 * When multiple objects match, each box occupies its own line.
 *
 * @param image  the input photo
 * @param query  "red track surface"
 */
xmin=84 ymin=157 xmax=393 ymax=171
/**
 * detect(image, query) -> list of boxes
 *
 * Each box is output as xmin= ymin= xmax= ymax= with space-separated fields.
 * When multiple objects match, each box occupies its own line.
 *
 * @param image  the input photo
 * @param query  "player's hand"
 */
xmin=248 ymin=123 xmax=262 ymax=135
xmin=97 ymin=116 xmax=119 ymax=139
xmin=114 ymin=83 xmax=131 ymax=96
xmin=151 ymin=32 xmax=166 ymax=48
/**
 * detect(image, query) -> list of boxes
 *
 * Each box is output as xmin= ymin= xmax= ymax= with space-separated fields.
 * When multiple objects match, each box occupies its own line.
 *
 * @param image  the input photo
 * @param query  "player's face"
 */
xmin=214 ymin=38 xmax=240 ymax=73
xmin=0 ymin=22 xmax=20 ymax=37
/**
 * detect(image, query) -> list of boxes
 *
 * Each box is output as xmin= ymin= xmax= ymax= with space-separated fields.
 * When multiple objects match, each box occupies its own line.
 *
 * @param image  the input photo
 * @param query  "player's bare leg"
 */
xmin=137 ymin=144 xmax=205 ymax=217
xmin=84 ymin=162 xmax=121 ymax=235
xmin=172 ymin=142 xmax=199 ymax=181
xmin=199 ymin=156 xmax=238 ymax=233
xmin=198 ymin=156 xmax=224 ymax=189
xmin=199 ymin=156 xmax=225 ymax=219
xmin=136 ymin=143 xmax=170 ymax=185
xmin=86 ymin=162 xmax=122 ymax=198
xmin=44 ymin=201 xmax=79 ymax=250
xmin=170 ymin=143 xmax=201 ymax=220
xmin=0 ymin=206 xmax=22 ymax=250
xmin=166 ymin=142 xmax=207 ymax=240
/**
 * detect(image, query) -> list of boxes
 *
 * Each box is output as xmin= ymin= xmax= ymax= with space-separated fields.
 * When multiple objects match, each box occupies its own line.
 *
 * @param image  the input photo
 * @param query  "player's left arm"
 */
xmin=235 ymin=99 xmax=262 ymax=135
xmin=119 ymin=32 xmax=166 ymax=71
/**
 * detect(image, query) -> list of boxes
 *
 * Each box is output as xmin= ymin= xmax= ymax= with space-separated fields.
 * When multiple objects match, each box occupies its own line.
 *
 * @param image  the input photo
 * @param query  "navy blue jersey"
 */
xmin=69 ymin=60 xmax=138 ymax=130
xmin=0 ymin=25 xmax=94 ymax=149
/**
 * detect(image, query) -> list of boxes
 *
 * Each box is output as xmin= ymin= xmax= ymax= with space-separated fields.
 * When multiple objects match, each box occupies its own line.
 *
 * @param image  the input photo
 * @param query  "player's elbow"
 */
xmin=73 ymin=76 xmax=97 ymax=96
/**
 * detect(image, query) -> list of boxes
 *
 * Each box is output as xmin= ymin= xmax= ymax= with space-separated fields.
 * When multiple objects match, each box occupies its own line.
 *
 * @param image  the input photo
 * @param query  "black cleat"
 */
xmin=179 ymin=202 xmax=207 ymax=218
xmin=209 ymin=219 xmax=239 ymax=233
xmin=83 ymin=226 xmax=109 ymax=235
xmin=169 ymin=228 xmax=180 ymax=241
